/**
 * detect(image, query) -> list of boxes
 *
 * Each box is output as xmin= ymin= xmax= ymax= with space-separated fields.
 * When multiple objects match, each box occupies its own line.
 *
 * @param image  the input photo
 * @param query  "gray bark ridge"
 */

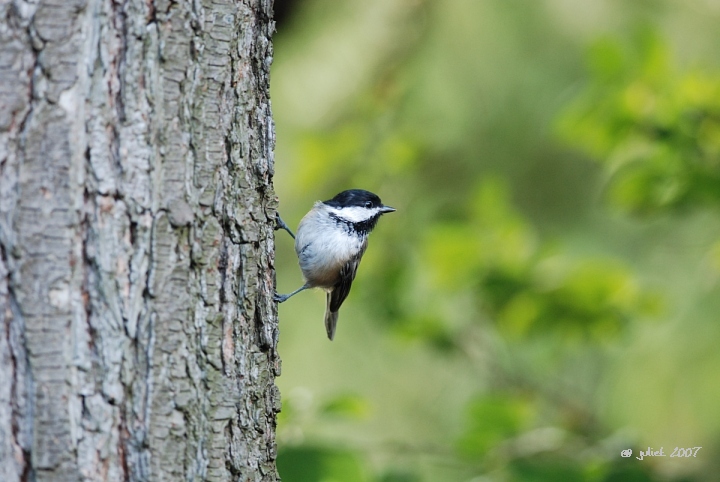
xmin=0 ymin=1 xmax=281 ymax=481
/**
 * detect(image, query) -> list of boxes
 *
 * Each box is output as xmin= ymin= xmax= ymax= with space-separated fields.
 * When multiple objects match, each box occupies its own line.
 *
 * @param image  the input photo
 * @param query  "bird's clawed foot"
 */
xmin=273 ymin=292 xmax=291 ymax=303
xmin=275 ymin=214 xmax=295 ymax=239
xmin=273 ymin=284 xmax=309 ymax=304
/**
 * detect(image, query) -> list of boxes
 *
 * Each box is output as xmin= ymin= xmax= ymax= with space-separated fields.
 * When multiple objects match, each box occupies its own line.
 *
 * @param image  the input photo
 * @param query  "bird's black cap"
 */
xmin=324 ymin=189 xmax=383 ymax=209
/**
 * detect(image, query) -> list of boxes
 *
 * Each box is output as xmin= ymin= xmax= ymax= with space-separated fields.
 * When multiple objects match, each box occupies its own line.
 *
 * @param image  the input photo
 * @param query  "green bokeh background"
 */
xmin=271 ymin=1 xmax=720 ymax=480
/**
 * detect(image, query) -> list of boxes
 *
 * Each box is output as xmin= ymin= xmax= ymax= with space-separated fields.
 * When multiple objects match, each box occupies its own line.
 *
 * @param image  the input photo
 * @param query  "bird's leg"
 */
xmin=275 ymin=213 xmax=295 ymax=239
xmin=274 ymin=284 xmax=309 ymax=303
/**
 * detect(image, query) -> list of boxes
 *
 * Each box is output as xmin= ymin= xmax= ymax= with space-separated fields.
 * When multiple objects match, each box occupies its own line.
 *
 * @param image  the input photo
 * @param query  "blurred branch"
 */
xmin=452 ymin=323 xmax=604 ymax=437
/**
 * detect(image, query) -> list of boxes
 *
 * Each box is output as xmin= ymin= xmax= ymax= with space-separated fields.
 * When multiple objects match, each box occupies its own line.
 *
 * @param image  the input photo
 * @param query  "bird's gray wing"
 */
xmin=325 ymin=247 xmax=366 ymax=340
xmin=329 ymin=257 xmax=361 ymax=313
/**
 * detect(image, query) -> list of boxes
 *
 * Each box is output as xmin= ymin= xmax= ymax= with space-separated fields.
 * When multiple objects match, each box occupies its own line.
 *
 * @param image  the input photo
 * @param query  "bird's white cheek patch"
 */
xmin=332 ymin=206 xmax=381 ymax=223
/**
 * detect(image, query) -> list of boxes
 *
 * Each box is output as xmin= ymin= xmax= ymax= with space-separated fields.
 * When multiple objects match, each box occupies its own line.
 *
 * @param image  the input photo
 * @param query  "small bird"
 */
xmin=274 ymin=189 xmax=396 ymax=340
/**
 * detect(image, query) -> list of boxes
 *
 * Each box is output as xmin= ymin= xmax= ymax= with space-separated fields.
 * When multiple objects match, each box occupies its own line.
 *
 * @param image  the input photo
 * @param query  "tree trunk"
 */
xmin=0 ymin=1 xmax=280 ymax=481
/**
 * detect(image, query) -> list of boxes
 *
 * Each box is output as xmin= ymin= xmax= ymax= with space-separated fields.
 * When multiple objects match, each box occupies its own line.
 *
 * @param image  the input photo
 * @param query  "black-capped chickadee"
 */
xmin=274 ymin=189 xmax=396 ymax=340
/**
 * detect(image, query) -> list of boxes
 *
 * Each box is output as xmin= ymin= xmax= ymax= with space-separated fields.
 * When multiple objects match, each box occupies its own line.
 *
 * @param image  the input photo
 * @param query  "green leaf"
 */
xmin=277 ymin=446 xmax=370 ymax=482
xmin=457 ymin=395 xmax=534 ymax=458
xmin=320 ymin=394 xmax=371 ymax=420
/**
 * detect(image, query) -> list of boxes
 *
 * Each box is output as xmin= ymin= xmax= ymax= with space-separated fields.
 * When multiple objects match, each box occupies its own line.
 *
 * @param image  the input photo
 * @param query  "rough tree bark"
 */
xmin=0 ymin=0 xmax=280 ymax=481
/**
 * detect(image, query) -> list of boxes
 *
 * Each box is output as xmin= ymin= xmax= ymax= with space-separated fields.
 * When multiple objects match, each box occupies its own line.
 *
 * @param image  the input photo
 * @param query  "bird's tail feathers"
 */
xmin=324 ymin=293 xmax=339 ymax=341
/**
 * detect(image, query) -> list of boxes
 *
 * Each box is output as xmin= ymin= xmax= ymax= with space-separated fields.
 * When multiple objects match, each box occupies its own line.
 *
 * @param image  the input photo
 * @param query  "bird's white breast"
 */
xmin=294 ymin=203 xmax=367 ymax=289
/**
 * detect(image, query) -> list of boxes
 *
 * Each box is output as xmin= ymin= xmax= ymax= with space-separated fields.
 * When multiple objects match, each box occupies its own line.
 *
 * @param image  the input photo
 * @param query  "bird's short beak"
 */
xmin=380 ymin=205 xmax=396 ymax=213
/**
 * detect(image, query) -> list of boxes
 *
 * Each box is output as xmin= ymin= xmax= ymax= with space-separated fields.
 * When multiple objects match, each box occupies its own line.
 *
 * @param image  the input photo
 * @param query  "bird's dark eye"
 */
xmin=364 ymin=201 xmax=373 ymax=208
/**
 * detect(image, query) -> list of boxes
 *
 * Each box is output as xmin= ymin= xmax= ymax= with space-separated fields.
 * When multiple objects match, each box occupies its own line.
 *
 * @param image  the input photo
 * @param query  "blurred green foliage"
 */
xmin=414 ymin=178 xmax=660 ymax=344
xmin=558 ymin=29 xmax=720 ymax=214
xmin=272 ymin=1 xmax=720 ymax=481
xmin=277 ymin=446 xmax=369 ymax=482
xmin=457 ymin=394 xmax=534 ymax=459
